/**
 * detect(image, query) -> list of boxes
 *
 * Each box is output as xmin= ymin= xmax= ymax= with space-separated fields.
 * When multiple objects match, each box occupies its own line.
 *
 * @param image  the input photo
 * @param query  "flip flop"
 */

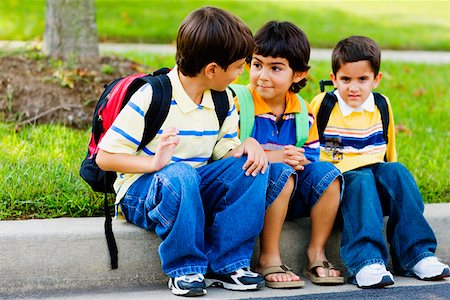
xmin=261 ymin=264 xmax=305 ymax=289
xmin=304 ymin=261 xmax=345 ymax=285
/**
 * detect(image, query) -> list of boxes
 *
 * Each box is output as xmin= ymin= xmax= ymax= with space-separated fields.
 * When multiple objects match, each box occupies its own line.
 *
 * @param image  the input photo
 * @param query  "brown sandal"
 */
xmin=304 ymin=261 xmax=345 ymax=285
xmin=261 ymin=264 xmax=305 ymax=289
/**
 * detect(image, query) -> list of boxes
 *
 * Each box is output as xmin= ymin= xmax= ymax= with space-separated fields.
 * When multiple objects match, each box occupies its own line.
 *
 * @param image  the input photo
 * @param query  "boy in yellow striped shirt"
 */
xmin=310 ymin=35 xmax=449 ymax=288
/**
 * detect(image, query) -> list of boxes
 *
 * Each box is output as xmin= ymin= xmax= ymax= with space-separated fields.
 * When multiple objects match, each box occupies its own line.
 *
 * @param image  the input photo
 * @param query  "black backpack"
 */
xmin=316 ymin=80 xmax=389 ymax=146
xmin=80 ymin=68 xmax=229 ymax=269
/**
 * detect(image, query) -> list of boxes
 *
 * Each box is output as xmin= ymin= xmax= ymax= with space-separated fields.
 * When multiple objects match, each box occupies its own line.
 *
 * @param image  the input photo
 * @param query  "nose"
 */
xmin=348 ymin=81 xmax=359 ymax=92
xmin=259 ymin=67 xmax=269 ymax=81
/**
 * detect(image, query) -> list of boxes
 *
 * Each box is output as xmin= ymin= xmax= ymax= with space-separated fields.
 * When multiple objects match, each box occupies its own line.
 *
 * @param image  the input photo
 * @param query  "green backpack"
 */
xmin=229 ymin=84 xmax=309 ymax=147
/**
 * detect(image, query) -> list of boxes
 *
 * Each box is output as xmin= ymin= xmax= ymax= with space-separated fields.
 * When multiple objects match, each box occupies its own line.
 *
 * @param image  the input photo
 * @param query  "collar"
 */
xmin=168 ymin=66 xmax=215 ymax=113
xmin=334 ymin=90 xmax=375 ymax=117
xmin=250 ymin=87 xmax=302 ymax=116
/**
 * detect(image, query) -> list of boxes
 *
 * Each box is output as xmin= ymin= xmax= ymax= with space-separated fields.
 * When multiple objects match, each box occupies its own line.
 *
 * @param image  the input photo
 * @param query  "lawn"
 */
xmin=0 ymin=0 xmax=449 ymax=50
xmin=1 ymin=52 xmax=449 ymax=219
xmin=0 ymin=0 xmax=449 ymax=219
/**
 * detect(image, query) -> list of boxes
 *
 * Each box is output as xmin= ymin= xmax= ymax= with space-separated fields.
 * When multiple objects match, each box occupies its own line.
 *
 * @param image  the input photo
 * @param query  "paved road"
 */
xmin=1 ymin=40 xmax=450 ymax=64
xmin=6 ymin=277 xmax=449 ymax=300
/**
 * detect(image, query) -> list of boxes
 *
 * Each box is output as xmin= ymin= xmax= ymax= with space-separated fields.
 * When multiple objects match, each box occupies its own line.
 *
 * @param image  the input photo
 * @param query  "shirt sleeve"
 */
xmin=302 ymin=101 xmax=320 ymax=162
xmin=98 ymin=83 xmax=153 ymax=155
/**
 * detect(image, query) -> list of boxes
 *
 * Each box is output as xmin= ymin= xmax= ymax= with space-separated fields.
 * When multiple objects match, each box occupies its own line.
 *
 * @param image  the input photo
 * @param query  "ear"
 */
xmin=204 ymin=62 xmax=218 ymax=80
xmin=330 ymin=72 xmax=337 ymax=88
xmin=372 ymin=72 xmax=383 ymax=88
xmin=293 ymin=71 xmax=308 ymax=83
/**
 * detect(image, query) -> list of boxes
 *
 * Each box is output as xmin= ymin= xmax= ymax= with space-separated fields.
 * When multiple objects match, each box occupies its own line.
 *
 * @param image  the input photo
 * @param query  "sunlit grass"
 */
xmin=1 ymin=0 xmax=449 ymax=50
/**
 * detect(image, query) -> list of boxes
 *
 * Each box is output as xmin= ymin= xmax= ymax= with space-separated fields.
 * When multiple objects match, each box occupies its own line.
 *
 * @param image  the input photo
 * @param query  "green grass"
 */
xmin=1 ymin=0 xmax=449 ymax=218
xmin=1 ymin=51 xmax=448 ymax=220
xmin=0 ymin=124 xmax=103 ymax=220
xmin=1 ymin=0 xmax=449 ymax=50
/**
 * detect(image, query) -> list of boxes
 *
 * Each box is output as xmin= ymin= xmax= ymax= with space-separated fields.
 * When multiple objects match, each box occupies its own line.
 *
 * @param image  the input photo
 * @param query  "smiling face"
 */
xmin=249 ymin=54 xmax=306 ymax=103
xmin=331 ymin=60 xmax=382 ymax=108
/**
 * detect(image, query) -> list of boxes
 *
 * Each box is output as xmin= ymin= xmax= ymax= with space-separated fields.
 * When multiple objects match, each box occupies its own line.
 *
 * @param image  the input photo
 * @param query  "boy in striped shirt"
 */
xmin=235 ymin=21 xmax=344 ymax=288
xmin=96 ymin=7 xmax=296 ymax=297
xmin=310 ymin=35 xmax=449 ymax=288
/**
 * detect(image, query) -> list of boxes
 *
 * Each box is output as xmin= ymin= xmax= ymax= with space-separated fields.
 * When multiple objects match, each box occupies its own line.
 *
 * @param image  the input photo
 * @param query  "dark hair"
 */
xmin=176 ymin=6 xmax=253 ymax=77
xmin=332 ymin=36 xmax=381 ymax=76
xmin=252 ymin=21 xmax=310 ymax=93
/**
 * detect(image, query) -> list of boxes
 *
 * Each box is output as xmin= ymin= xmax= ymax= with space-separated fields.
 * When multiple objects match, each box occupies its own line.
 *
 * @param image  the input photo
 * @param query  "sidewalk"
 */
xmin=2 ymin=40 xmax=450 ymax=64
xmin=1 ymin=203 xmax=449 ymax=298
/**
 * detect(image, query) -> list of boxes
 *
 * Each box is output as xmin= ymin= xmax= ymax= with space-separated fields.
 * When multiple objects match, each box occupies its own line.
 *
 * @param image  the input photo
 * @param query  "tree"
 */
xmin=43 ymin=0 xmax=99 ymax=66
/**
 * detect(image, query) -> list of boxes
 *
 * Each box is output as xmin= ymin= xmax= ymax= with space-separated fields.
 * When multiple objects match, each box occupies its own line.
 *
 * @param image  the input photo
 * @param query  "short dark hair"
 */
xmin=252 ymin=21 xmax=310 ymax=93
xmin=176 ymin=6 xmax=254 ymax=77
xmin=332 ymin=36 xmax=381 ymax=76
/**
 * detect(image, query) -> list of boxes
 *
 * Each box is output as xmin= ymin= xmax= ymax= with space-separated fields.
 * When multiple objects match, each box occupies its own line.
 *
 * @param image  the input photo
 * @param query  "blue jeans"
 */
xmin=288 ymin=161 xmax=343 ymax=219
xmin=120 ymin=157 xmax=294 ymax=277
xmin=340 ymin=162 xmax=437 ymax=277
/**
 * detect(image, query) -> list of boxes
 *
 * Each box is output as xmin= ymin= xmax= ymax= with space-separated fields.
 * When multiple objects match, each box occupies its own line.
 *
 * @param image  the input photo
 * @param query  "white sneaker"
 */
xmin=411 ymin=256 xmax=450 ymax=280
xmin=168 ymin=273 xmax=207 ymax=296
xmin=355 ymin=263 xmax=394 ymax=288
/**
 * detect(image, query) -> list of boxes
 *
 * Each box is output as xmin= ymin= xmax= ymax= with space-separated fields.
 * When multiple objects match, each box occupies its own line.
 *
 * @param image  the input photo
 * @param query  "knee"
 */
xmin=161 ymin=163 xmax=199 ymax=186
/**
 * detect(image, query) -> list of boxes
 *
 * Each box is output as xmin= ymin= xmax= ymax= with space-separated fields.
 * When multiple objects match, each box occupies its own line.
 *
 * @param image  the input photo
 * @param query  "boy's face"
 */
xmin=249 ymin=54 xmax=306 ymax=103
xmin=331 ymin=60 xmax=382 ymax=108
xmin=209 ymin=58 xmax=246 ymax=91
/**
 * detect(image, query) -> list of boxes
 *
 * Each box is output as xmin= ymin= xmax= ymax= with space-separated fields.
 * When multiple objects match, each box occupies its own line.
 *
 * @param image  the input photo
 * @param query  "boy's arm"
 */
xmin=97 ymin=127 xmax=180 ymax=173
xmin=384 ymin=95 xmax=398 ymax=162
xmin=301 ymin=101 xmax=320 ymax=162
xmin=96 ymin=83 xmax=178 ymax=173
xmin=225 ymin=137 xmax=268 ymax=176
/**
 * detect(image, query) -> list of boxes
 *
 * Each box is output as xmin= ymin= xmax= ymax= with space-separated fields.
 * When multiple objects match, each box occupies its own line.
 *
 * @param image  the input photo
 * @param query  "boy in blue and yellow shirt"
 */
xmin=310 ymin=35 xmax=449 ymax=288
xmin=234 ymin=21 xmax=344 ymax=288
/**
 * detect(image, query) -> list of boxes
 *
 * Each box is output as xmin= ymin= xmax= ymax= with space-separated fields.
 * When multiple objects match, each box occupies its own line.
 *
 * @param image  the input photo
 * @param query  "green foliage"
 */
xmin=0 ymin=124 xmax=103 ymax=220
xmin=1 ymin=0 xmax=449 ymax=50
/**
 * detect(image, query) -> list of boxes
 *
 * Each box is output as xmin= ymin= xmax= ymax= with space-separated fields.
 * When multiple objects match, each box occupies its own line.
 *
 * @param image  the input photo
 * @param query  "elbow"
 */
xmin=95 ymin=149 xmax=110 ymax=171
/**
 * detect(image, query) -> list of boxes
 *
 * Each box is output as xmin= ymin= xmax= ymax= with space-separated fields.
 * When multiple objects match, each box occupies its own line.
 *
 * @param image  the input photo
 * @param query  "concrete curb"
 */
xmin=1 ymin=203 xmax=449 ymax=296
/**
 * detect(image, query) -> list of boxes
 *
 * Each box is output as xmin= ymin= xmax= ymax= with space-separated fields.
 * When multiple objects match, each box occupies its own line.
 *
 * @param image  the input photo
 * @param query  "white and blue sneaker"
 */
xmin=411 ymin=256 xmax=450 ymax=280
xmin=354 ymin=263 xmax=394 ymax=289
xmin=168 ymin=273 xmax=207 ymax=296
xmin=205 ymin=267 xmax=264 ymax=291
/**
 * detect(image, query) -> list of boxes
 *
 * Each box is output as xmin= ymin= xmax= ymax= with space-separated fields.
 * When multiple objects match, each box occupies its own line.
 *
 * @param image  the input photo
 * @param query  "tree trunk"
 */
xmin=43 ymin=0 xmax=99 ymax=66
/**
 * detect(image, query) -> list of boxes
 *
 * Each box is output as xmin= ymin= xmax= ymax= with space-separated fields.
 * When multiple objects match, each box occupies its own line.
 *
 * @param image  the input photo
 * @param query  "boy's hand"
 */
xmin=151 ymin=127 xmax=180 ymax=171
xmin=233 ymin=137 xmax=268 ymax=176
xmin=283 ymin=145 xmax=307 ymax=171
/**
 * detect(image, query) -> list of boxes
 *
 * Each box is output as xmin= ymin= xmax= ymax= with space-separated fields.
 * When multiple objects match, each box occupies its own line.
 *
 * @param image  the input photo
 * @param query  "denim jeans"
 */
xmin=287 ymin=161 xmax=343 ymax=219
xmin=120 ymin=156 xmax=294 ymax=277
xmin=340 ymin=162 xmax=437 ymax=277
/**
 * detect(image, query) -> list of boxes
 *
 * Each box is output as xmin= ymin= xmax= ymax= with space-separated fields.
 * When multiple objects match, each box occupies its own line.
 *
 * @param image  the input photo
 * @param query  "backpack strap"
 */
xmin=230 ymin=84 xmax=309 ymax=147
xmin=229 ymin=84 xmax=255 ymax=141
xmin=136 ymin=74 xmax=172 ymax=151
xmin=373 ymin=92 xmax=389 ymax=145
xmin=211 ymin=90 xmax=229 ymax=128
xmin=317 ymin=92 xmax=390 ymax=155
xmin=316 ymin=92 xmax=338 ymax=143
xmin=295 ymin=94 xmax=310 ymax=147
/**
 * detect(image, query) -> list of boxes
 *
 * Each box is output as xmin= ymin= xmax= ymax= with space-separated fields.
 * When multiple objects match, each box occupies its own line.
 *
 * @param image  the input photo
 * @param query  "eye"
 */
xmin=341 ymin=77 xmax=350 ymax=83
xmin=272 ymin=66 xmax=282 ymax=72
xmin=251 ymin=62 xmax=261 ymax=69
xmin=359 ymin=77 xmax=368 ymax=82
